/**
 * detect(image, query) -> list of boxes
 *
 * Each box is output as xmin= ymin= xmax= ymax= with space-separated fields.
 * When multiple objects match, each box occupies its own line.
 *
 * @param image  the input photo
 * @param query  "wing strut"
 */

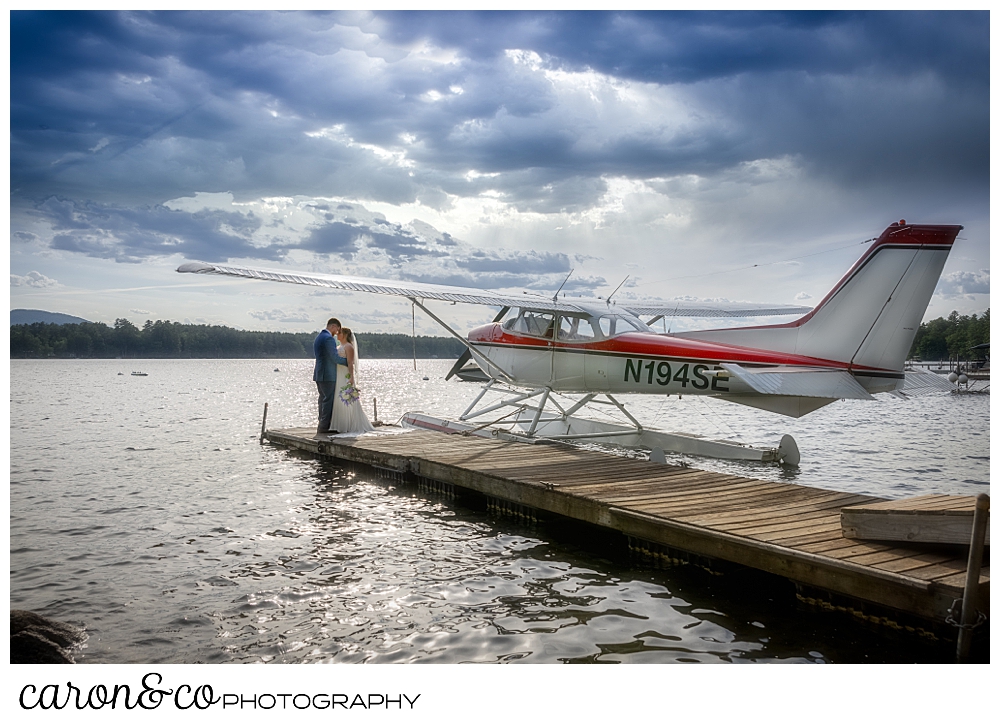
xmin=410 ymin=298 xmax=515 ymax=382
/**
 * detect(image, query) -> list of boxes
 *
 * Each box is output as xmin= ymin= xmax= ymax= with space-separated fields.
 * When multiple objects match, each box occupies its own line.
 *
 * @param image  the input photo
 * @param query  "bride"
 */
xmin=330 ymin=327 xmax=374 ymax=434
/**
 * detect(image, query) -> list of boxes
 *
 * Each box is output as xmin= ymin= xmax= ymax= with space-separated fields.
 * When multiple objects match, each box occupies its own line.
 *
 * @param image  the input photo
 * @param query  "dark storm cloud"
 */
xmin=364 ymin=11 xmax=988 ymax=191
xmin=378 ymin=11 xmax=987 ymax=87
xmin=11 ymin=11 xmax=423 ymax=204
xmin=9 ymin=10 xmax=988 ymax=266
xmin=300 ymin=222 xmax=361 ymax=256
xmin=35 ymin=197 xmax=270 ymax=263
xmin=12 ymin=11 xmax=988 ymax=201
xmin=300 ymin=220 xmax=448 ymax=259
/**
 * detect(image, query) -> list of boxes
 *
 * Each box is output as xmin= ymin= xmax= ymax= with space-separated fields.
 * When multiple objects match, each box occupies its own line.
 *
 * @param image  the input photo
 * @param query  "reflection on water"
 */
xmin=9 ymin=359 xmax=988 ymax=663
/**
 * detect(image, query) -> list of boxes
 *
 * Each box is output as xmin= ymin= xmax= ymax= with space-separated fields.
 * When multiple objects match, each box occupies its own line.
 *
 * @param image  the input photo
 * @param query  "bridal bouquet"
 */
xmin=339 ymin=384 xmax=360 ymax=406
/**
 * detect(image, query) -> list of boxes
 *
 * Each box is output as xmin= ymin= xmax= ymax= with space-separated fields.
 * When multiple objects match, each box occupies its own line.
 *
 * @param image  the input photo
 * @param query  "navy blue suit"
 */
xmin=313 ymin=329 xmax=348 ymax=432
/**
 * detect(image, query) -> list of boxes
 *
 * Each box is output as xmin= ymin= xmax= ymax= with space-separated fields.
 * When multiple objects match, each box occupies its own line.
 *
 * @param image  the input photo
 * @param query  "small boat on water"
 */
xmin=131 ymin=372 xmax=148 ymax=377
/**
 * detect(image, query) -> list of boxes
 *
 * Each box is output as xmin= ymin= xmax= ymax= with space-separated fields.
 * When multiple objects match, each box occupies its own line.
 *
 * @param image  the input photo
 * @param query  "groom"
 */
xmin=313 ymin=317 xmax=348 ymax=435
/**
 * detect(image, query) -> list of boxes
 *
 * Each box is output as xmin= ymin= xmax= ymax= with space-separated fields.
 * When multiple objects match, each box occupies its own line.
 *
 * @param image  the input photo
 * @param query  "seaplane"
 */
xmin=178 ymin=221 xmax=961 ymax=465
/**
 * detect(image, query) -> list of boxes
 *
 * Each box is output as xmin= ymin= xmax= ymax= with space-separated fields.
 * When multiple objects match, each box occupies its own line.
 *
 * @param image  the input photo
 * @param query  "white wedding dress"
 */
xmin=330 ymin=342 xmax=374 ymax=434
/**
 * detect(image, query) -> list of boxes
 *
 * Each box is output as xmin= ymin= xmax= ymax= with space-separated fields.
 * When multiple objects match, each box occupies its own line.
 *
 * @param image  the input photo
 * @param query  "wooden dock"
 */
xmin=265 ymin=426 xmax=989 ymax=633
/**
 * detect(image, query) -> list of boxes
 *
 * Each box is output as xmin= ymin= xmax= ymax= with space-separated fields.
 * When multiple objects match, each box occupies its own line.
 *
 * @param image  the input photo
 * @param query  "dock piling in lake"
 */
xmin=956 ymin=494 xmax=990 ymax=662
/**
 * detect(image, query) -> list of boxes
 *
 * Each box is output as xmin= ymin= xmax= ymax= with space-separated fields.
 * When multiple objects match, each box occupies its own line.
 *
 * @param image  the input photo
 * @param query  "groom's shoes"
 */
xmin=315 ymin=427 xmax=340 ymax=435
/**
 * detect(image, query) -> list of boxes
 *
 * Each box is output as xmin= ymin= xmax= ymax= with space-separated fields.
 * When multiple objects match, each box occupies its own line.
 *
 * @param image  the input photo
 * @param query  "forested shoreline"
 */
xmin=9 ymin=318 xmax=466 ymax=359
xmin=8 ymin=310 xmax=989 ymax=360
xmin=908 ymin=310 xmax=989 ymax=361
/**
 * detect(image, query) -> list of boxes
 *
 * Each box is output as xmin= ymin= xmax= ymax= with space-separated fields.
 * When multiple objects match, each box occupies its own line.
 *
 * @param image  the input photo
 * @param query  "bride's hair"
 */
xmin=341 ymin=327 xmax=354 ymax=343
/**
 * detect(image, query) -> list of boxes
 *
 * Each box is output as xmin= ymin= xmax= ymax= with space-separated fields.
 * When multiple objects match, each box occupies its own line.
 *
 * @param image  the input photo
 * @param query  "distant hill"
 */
xmin=10 ymin=309 xmax=91 ymax=326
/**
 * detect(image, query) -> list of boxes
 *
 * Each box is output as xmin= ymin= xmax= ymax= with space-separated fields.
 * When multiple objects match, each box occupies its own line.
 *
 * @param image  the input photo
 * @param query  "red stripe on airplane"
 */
xmin=469 ymin=328 xmax=897 ymax=372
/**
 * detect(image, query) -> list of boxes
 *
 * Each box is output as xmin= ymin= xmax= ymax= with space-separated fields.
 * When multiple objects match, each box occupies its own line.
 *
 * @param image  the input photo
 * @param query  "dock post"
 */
xmin=259 ymin=402 xmax=268 ymax=445
xmin=373 ymin=397 xmax=379 ymax=423
xmin=955 ymin=493 xmax=989 ymax=663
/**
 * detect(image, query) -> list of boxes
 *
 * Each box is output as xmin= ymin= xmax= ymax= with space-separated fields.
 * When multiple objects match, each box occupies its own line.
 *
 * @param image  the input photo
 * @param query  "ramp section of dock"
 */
xmin=265 ymin=427 xmax=988 ymax=628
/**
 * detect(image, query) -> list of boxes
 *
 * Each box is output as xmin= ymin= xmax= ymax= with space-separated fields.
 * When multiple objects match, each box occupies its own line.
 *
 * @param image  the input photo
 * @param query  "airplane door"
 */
xmin=555 ymin=315 xmax=595 ymax=391
xmin=585 ymin=315 xmax=614 ymax=391
xmin=509 ymin=311 xmax=555 ymax=386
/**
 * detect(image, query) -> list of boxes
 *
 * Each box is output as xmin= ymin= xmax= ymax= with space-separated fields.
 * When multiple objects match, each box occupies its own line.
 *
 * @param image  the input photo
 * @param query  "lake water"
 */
xmin=9 ymin=359 xmax=990 ymax=664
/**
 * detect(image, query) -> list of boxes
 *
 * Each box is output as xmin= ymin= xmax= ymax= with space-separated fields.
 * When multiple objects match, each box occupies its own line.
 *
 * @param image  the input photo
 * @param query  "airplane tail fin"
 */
xmin=679 ymin=222 xmax=961 ymax=381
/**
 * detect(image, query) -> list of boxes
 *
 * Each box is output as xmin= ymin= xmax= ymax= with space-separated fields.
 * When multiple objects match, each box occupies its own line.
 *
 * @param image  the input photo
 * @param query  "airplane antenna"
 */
xmin=606 ymin=276 xmax=629 ymax=304
xmin=552 ymin=268 xmax=574 ymax=302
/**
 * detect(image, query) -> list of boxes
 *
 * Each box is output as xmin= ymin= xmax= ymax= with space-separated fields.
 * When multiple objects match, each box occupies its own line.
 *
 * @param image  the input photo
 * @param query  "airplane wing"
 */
xmin=176 ymin=262 xmax=812 ymax=318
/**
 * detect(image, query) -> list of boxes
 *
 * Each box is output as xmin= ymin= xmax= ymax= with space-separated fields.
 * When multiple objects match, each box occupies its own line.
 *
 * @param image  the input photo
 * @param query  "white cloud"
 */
xmin=936 ymin=270 xmax=990 ymax=296
xmin=10 ymin=271 xmax=58 ymax=288
xmin=249 ymin=308 xmax=313 ymax=323
xmin=795 ymin=292 xmax=813 ymax=301
xmin=130 ymin=308 xmax=151 ymax=315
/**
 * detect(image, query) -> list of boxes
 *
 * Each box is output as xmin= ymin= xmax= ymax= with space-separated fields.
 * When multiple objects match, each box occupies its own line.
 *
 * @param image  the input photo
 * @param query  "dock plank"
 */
xmin=670 ymin=491 xmax=871 ymax=525
xmin=796 ymin=538 xmax=892 ymax=556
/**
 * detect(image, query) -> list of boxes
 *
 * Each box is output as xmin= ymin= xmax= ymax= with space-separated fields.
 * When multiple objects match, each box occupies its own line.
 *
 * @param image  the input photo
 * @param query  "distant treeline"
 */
xmin=908 ymin=309 xmax=989 ymax=361
xmin=10 ymin=311 xmax=988 ymax=362
xmin=9 ymin=318 xmax=466 ymax=359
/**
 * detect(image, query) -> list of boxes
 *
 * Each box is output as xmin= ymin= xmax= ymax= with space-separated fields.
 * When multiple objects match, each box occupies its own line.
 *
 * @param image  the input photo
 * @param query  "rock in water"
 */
xmin=11 ymin=610 xmax=87 ymax=664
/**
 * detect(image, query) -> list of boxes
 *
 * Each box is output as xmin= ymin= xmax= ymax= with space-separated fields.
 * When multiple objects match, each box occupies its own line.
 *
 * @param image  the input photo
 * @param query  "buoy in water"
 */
xmin=958 ymin=373 xmax=969 ymax=384
xmin=948 ymin=372 xmax=959 ymax=383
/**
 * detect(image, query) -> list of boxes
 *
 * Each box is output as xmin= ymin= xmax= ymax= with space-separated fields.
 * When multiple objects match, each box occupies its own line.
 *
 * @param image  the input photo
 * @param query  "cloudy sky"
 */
xmin=9 ymin=10 xmax=990 ymax=335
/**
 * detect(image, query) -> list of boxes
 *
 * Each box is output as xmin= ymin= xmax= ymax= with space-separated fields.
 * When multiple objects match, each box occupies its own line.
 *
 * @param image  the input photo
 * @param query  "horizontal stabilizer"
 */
xmin=721 ymin=364 xmax=875 ymax=400
xmin=624 ymin=301 xmax=813 ymax=318
xmin=901 ymin=369 xmax=959 ymax=395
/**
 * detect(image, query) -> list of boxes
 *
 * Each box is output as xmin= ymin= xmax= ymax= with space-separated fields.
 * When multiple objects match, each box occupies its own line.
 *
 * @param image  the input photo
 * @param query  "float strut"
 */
xmin=526 ymin=389 xmax=552 ymax=437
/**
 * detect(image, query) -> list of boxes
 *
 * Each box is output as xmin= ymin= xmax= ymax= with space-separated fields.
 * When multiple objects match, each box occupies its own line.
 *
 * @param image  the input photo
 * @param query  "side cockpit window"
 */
xmin=504 ymin=309 xmax=554 ymax=338
xmin=557 ymin=315 xmax=598 ymax=342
